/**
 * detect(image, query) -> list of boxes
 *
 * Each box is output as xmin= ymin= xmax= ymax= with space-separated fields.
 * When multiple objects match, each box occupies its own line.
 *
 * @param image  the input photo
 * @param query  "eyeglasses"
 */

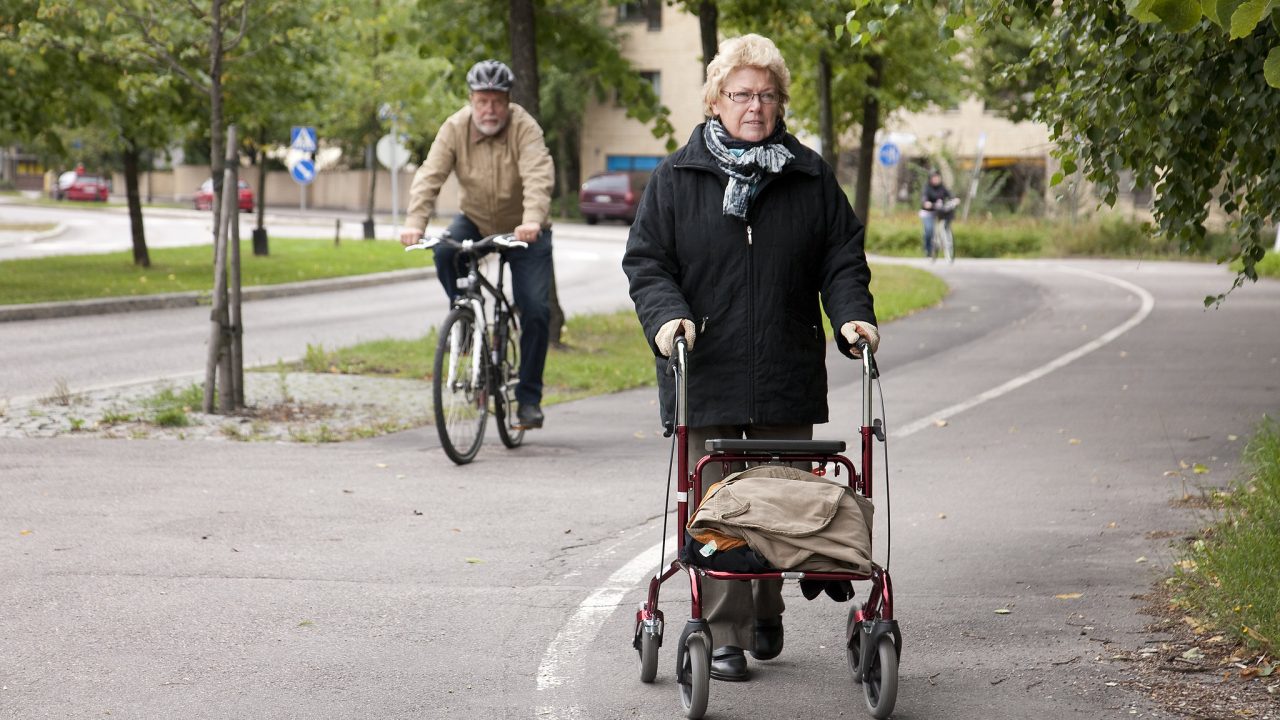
xmin=720 ymin=90 xmax=782 ymax=105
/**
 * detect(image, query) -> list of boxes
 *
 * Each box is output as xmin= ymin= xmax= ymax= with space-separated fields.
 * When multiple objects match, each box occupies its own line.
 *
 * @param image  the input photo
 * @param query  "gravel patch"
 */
xmin=0 ymin=372 xmax=433 ymax=442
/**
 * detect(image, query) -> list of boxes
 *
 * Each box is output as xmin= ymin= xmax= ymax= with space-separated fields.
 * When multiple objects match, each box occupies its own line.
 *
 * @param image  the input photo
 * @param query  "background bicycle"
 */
xmin=406 ymin=231 xmax=527 ymax=464
xmin=929 ymin=197 xmax=961 ymax=263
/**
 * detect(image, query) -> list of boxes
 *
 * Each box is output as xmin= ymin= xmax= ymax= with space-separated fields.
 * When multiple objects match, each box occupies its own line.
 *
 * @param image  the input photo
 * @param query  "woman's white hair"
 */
xmin=701 ymin=33 xmax=791 ymax=119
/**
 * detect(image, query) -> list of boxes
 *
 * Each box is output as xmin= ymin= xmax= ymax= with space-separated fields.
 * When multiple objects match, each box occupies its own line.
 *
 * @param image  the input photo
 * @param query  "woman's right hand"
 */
xmin=655 ymin=318 xmax=697 ymax=357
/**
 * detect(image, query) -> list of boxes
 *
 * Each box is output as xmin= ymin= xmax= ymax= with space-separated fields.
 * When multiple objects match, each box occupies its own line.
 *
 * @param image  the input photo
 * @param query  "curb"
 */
xmin=0 ymin=267 xmax=435 ymax=323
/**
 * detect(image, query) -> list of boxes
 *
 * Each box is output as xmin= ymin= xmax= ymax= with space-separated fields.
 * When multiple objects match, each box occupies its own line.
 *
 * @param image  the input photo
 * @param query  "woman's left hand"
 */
xmin=840 ymin=320 xmax=879 ymax=356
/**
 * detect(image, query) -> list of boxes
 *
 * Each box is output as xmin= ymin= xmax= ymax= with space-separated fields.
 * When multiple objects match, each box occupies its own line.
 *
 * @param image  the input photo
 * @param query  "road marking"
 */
xmin=534 ymin=264 xmax=1155 ymax=717
xmin=892 ymin=266 xmax=1155 ymax=438
xmin=535 ymin=537 xmax=667 ymax=715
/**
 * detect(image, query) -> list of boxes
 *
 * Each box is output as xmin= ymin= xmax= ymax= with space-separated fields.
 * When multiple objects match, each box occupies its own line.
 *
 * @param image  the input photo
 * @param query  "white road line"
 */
xmin=535 ymin=539 xmax=667 ymax=716
xmin=534 ymin=264 xmax=1155 ymax=717
xmin=892 ymin=266 xmax=1155 ymax=438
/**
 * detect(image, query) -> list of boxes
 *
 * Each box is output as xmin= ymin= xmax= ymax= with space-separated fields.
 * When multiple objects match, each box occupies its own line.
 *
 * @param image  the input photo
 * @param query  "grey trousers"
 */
xmin=688 ymin=423 xmax=813 ymax=650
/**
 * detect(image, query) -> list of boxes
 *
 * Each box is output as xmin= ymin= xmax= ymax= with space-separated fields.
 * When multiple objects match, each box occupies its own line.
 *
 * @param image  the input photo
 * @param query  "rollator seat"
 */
xmin=705 ymin=438 xmax=846 ymax=455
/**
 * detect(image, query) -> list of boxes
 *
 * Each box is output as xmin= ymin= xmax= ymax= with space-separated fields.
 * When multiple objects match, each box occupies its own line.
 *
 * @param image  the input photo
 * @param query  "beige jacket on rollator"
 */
xmin=688 ymin=465 xmax=875 ymax=574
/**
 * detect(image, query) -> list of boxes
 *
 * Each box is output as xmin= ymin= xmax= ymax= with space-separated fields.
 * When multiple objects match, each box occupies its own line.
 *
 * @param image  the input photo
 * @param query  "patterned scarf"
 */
xmin=702 ymin=117 xmax=794 ymax=220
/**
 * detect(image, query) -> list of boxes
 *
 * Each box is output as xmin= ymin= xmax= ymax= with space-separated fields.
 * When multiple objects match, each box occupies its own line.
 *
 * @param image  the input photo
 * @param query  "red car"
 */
xmin=194 ymin=179 xmax=254 ymax=212
xmin=62 ymin=175 xmax=111 ymax=202
xmin=579 ymin=171 xmax=650 ymax=225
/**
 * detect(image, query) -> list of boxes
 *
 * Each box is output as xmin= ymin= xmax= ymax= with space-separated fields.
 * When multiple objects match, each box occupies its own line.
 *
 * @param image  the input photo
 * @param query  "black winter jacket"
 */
xmin=622 ymin=124 xmax=876 ymax=428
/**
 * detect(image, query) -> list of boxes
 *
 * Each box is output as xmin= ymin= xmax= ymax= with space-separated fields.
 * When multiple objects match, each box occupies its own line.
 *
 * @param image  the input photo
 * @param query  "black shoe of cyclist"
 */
xmin=516 ymin=403 xmax=544 ymax=429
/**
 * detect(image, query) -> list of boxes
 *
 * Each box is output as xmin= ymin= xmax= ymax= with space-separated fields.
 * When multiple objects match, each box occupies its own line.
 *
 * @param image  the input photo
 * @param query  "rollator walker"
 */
xmin=633 ymin=336 xmax=901 ymax=719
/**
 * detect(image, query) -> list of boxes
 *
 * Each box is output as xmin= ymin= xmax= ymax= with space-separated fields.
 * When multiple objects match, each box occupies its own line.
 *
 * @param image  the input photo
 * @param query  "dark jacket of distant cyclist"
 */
xmin=622 ymin=123 xmax=876 ymax=428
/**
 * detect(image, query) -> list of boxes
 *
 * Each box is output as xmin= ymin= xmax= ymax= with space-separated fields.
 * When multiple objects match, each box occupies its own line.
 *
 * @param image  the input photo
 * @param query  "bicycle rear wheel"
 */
xmin=493 ymin=310 xmax=525 ymax=449
xmin=434 ymin=306 xmax=488 ymax=464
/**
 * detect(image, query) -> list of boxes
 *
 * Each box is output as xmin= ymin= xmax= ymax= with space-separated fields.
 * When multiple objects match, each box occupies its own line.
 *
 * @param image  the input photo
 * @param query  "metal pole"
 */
xmin=390 ymin=118 xmax=399 ymax=239
xmin=228 ymin=126 xmax=244 ymax=410
xmin=962 ymin=132 xmax=986 ymax=221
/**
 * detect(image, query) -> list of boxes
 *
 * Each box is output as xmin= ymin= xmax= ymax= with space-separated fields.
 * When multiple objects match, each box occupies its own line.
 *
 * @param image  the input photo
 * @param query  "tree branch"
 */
xmin=222 ymin=1 xmax=251 ymax=54
xmin=122 ymin=7 xmax=209 ymax=92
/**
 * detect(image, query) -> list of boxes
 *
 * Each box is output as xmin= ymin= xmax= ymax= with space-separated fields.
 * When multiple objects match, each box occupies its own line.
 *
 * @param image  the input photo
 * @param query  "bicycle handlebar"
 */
xmin=404 ymin=231 xmax=529 ymax=253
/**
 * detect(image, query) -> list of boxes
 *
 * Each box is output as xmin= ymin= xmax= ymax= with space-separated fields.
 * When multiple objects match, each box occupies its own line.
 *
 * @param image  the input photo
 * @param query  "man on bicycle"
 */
xmin=920 ymin=169 xmax=953 ymax=258
xmin=400 ymin=59 xmax=555 ymax=430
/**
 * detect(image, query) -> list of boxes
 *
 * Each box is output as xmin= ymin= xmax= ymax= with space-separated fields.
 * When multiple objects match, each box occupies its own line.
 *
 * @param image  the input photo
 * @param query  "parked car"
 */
xmin=579 ymin=170 xmax=650 ymax=225
xmin=61 ymin=175 xmax=110 ymax=202
xmin=194 ymin=179 xmax=254 ymax=212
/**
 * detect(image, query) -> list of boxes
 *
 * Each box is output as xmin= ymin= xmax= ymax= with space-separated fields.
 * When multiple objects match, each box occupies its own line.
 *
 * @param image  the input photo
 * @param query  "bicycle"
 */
xmin=405 ymin=230 xmax=528 ymax=464
xmin=928 ymin=197 xmax=960 ymax=264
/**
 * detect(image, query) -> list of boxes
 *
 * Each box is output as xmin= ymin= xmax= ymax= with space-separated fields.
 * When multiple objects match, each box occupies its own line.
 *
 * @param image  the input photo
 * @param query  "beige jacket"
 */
xmin=404 ymin=102 xmax=554 ymax=236
xmin=688 ymin=465 xmax=875 ymax=574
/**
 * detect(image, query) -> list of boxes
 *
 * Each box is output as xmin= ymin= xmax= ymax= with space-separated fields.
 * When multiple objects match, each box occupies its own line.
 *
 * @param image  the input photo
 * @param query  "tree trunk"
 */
xmin=509 ymin=0 xmax=540 ymax=119
xmin=509 ymin=0 xmax=564 ymax=344
xmin=365 ymin=140 xmax=377 ymax=237
xmin=208 ymin=0 xmax=226 ymax=257
xmin=853 ymin=54 xmax=882 ymax=229
xmin=698 ymin=1 xmax=718 ymax=76
xmin=817 ymin=50 xmax=836 ymax=172
xmin=122 ymin=140 xmax=150 ymax=268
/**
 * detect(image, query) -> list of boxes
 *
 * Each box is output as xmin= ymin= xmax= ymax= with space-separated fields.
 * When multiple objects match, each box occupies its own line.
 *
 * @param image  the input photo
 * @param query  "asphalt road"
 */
xmin=3 ymin=255 xmax=1279 ymax=719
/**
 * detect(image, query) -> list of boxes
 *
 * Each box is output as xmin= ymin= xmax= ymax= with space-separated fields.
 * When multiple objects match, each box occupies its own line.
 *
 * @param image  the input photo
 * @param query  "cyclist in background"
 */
xmin=920 ymin=169 xmax=953 ymax=258
xmin=400 ymin=59 xmax=555 ymax=430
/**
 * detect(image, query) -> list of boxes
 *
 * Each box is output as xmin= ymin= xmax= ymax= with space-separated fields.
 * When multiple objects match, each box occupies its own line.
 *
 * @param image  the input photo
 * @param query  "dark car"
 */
xmin=61 ymin=175 xmax=110 ymax=202
xmin=194 ymin=179 xmax=254 ymax=212
xmin=579 ymin=171 xmax=650 ymax=225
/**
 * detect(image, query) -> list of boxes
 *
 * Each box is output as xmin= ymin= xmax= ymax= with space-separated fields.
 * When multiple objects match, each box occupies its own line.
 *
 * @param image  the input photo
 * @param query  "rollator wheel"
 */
xmin=863 ymin=636 xmax=899 ymax=720
xmin=845 ymin=606 xmax=863 ymax=683
xmin=638 ymin=627 xmax=659 ymax=683
xmin=679 ymin=632 xmax=710 ymax=719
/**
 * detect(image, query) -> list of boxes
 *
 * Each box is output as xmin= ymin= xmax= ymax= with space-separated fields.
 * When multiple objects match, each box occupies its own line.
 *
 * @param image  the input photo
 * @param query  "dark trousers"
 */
xmin=434 ymin=214 xmax=552 ymax=407
xmin=687 ymin=423 xmax=813 ymax=650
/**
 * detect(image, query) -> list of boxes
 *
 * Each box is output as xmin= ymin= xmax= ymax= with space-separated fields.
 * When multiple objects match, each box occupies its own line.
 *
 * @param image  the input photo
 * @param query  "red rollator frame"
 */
xmin=633 ymin=336 xmax=901 ymax=719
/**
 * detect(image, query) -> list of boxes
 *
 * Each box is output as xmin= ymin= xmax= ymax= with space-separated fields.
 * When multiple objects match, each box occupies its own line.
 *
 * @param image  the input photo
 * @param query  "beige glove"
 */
xmin=655 ymin=318 xmax=697 ymax=357
xmin=840 ymin=320 xmax=880 ymax=356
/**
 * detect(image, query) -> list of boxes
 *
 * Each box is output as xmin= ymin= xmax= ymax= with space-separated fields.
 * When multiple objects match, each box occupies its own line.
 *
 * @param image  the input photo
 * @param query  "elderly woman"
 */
xmin=622 ymin=34 xmax=880 ymax=683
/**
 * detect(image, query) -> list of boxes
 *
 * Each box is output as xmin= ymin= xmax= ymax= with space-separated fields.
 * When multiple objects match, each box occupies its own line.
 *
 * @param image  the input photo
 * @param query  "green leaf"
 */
xmin=1127 ymin=0 xmax=1161 ymax=22
xmin=1050 ymin=171 xmax=1064 ymax=186
xmin=835 ymin=24 xmax=844 ymax=40
xmin=1207 ymin=0 xmax=1247 ymax=26
xmin=1231 ymin=0 xmax=1269 ymax=38
xmin=1152 ymin=0 xmax=1205 ymax=31
xmin=1264 ymin=45 xmax=1280 ymax=87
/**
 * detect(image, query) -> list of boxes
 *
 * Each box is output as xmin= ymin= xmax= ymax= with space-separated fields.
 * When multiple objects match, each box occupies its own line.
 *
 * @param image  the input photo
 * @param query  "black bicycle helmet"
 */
xmin=466 ymin=60 xmax=515 ymax=92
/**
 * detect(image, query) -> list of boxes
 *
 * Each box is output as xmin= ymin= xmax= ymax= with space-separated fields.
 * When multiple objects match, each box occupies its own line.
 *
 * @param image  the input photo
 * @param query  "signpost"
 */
xmin=877 ymin=142 xmax=900 ymax=167
xmin=289 ymin=126 xmax=317 ymax=211
xmin=376 ymin=132 xmax=409 ymax=236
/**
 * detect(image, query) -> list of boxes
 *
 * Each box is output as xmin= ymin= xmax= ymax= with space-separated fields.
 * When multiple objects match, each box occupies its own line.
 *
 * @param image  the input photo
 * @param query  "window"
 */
xmin=605 ymin=156 xmax=663 ymax=172
xmin=617 ymin=0 xmax=661 ymax=30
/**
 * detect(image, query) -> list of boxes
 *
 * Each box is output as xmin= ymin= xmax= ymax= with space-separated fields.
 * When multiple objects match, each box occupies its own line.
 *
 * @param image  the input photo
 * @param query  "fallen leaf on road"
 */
xmin=1193 ymin=463 xmax=1209 ymax=474
xmin=934 ymin=419 xmax=949 ymax=428
xmin=1055 ymin=592 xmax=1084 ymax=600
xmin=937 ymin=513 xmax=947 ymax=519
xmin=19 ymin=529 xmax=32 ymax=536
xmin=1228 ymin=434 xmax=1239 ymax=442
xmin=1135 ymin=556 xmax=1147 ymax=563
xmin=375 ymin=463 xmax=388 ymax=468
xmin=412 ymin=510 xmax=423 ymax=516
xmin=465 ymin=558 xmax=483 ymax=564
xmin=1163 ymin=470 xmax=1181 ymax=477
xmin=1179 ymin=460 xmax=1190 ymax=470
xmin=994 ymin=608 xmax=1012 ymax=615
xmin=634 ymin=431 xmax=646 ymax=438
xmin=1181 ymin=648 xmax=1204 ymax=660
xmin=1107 ymin=522 xmax=1118 ymax=528
xmin=1069 ymin=438 xmax=1081 ymax=445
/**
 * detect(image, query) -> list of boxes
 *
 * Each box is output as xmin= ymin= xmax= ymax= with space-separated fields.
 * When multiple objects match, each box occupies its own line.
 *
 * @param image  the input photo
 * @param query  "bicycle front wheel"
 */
xmin=941 ymin=224 xmax=954 ymax=263
xmin=493 ymin=311 xmax=525 ymax=449
xmin=433 ymin=306 xmax=488 ymax=464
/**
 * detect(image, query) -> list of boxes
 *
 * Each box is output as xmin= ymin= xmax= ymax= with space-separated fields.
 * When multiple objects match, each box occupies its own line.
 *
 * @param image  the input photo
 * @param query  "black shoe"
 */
xmin=750 ymin=616 xmax=783 ymax=661
xmin=710 ymin=645 xmax=749 ymax=682
xmin=515 ymin=403 xmax=543 ymax=429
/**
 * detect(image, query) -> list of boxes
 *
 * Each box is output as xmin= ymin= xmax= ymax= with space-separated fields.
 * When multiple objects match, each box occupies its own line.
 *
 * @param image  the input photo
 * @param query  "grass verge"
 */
xmin=0 ymin=237 xmax=424 ymax=305
xmin=1171 ymin=417 xmax=1280 ymax=657
xmin=285 ymin=262 xmax=944 ymax=404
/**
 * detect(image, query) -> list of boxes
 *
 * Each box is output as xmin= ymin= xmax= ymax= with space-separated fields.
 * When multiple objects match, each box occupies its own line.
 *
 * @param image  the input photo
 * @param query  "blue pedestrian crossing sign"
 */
xmin=290 ymin=126 xmax=317 ymax=153
xmin=291 ymin=158 xmax=316 ymax=185
xmin=877 ymin=142 xmax=901 ymax=167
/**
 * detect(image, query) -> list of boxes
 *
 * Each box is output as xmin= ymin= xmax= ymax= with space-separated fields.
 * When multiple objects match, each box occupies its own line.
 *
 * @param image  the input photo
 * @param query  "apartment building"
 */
xmin=579 ymin=2 xmax=1064 ymax=214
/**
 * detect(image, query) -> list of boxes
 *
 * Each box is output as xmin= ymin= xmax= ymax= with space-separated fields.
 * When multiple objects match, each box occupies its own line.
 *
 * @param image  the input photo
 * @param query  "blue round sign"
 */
xmin=290 ymin=159 xmax=316 ymax=185
xmin=877 ymin=142 xmax=900 ymax=167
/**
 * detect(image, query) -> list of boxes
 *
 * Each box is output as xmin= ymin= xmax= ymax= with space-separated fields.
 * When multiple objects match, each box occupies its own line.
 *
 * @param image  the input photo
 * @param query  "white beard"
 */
xmin=473 ymin=117 xmax=508 ymax=137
